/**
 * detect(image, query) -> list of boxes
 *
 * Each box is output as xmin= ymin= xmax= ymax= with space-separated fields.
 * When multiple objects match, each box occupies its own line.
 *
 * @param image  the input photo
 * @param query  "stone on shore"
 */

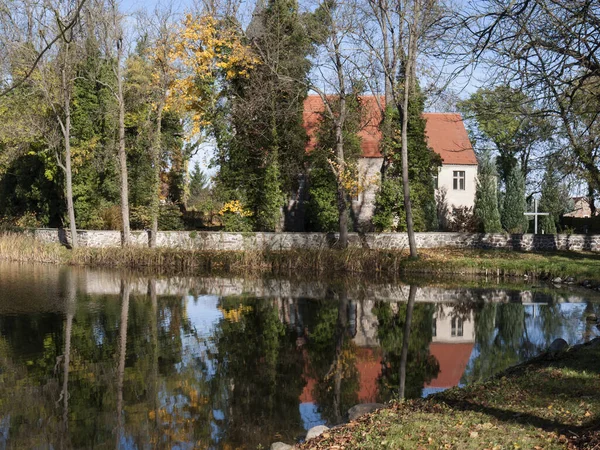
xmin=270 ymin=442 xmax=293 ymax=450
xmin=548 ymin=338 xmax=569 ymax=354
xmin=306 ymin=425 xmax=329 ymax=441
xmin=348 ymin=403 xmax=386 ymax=421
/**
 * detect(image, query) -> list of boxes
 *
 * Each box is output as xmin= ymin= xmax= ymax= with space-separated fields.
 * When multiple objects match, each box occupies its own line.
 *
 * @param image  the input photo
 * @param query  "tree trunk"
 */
xmin=400 ymin=3 xmax=420 ymax=259
xmin=398 ymin=284 xmax=416 ymax=399
xmin=116 ymin=39 xmax=130 ymax=246
xmin=336 ymin=119 xmax=348 ymax=249
xmin=62 ymin=45 xmax=78 ymax=248
xmin=588 ymin=183 xmax=596 ymax=217
xmin=333 ymin=37 xmax=348 ymax=249
xmin=150 ymin=103 xmax=164 ymax=248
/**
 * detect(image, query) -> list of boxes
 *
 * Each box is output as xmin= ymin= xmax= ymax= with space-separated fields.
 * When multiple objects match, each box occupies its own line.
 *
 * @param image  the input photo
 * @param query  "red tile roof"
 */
xmin=425 ymin=342 xmax=474 ymax=389
xmin=303 ymin=95 xmax=478 ymax=165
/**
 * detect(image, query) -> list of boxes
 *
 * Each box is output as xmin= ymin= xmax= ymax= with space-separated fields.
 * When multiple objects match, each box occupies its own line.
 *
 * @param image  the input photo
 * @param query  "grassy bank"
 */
xmin=402 ymin=248 xmax=600 ymax=283
xmin=2 ymin=233 xmax=600 ymax=283
xmin=300 ymin=339 xmax=600 ymax=450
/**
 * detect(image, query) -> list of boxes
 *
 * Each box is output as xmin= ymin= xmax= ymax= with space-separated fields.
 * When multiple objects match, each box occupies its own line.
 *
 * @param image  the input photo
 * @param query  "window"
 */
xmin=432 ymin=318 xmax=437 ymax=337
xmin=433 ymin=173 xmax=439 ymax=190
xmin=453 ymin=171 xmax=466 ymax=190
xmin=451 ymin=316 xmax=463 ymax=337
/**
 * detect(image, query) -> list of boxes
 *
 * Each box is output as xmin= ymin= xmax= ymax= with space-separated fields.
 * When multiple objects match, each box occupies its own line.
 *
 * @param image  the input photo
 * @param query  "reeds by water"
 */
xmin=2 ymin=232 xmax=598 ymax=283
xmin=0 ymin=232 xmax=408 ymax=276
xmin=0 ymin=232 xmax=68 ymax=264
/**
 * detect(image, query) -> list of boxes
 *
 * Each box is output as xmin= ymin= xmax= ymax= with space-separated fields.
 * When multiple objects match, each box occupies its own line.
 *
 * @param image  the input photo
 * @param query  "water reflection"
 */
xmin=0 ymin=263 xmax=598 ymax=448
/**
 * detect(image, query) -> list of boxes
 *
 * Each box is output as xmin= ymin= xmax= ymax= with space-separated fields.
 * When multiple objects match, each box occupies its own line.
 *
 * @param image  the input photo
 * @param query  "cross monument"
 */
xmin=524 ymin=198 xmax=549 ymax=234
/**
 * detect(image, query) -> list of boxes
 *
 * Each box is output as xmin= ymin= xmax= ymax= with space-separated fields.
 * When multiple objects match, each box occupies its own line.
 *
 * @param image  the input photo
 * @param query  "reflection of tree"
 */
xmin=305 ymin=289 xmax=360 ymax=425
xmin=464 ymin=302 xmax=566 ymax=384
xmin=209 ymin=297 xmax=305 ymax=448
xmin=399 ymin=286 xmax=417 ymax=400
xmin=116 ymin=279 xmax=130 ymax=447
xmin=375 ymin=289 xmax=438 ymax=401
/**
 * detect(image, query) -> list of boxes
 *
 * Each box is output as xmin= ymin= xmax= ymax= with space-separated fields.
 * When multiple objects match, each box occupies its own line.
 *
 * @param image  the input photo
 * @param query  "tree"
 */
xmin=216 ymin=0 xmax=314 ymax=231
xmin=539 ymin=162 xmax=570 ymax=234
xmin=469 ymin=0 xmax=600 ymax=192
xmin=0 ymin=0 xmax=86 ymax=245
xmin=473 ymin=151 xmax=502 ymax=232
xmin=91 ymin=0 xmax=133 ymax=244
xmin=501 ymin=165 xmax=528 ymax=233
xmin=305 ymin=94 xmax=364 ymax=232
xmin=373 ymin=85 xmax=441 ymax=232
xmin=144 ymin=5 xmax=180 ymax=247
xmin=0 ymin=0 xmax=88 ymax=97
xmin=188 ymin=162 xmax=210 ymax=208
xmin=303 ymin=0 xmax=364 ymax=247
xmin=356 ymin=0 xmax=453 ymax=256
xmin=458 ymin=86 xmax=553 ymax=185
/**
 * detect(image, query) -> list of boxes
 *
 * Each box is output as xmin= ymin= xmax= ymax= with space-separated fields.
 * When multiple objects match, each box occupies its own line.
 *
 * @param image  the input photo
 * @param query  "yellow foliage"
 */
xmin=327 ymin=158 xmax=375 ymax=198
xmin=169 ymin=14 xmax=258 ymax=135
xmin=218 ymin=200 xmax=253 ymax=217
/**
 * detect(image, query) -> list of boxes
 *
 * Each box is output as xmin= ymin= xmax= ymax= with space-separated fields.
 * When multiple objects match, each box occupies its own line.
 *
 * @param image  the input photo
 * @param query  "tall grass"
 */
xmin=0 ymin=232 xmax=68 ymax=264
xmin=2 ymin=232 xmax=600 ymax=282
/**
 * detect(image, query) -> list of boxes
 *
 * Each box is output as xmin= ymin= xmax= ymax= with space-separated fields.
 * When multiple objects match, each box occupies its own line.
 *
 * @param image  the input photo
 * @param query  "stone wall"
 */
xmin=31 ymin=228 xmax=600 ymax=252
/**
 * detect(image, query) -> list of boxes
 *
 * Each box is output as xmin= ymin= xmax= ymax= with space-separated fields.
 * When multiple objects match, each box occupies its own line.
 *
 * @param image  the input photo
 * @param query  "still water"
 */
xmin=0 ymin=262 xmax=598 ymax=449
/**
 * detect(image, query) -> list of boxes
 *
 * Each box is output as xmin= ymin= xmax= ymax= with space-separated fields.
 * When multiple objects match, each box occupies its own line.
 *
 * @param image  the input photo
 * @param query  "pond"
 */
xmin=0 ymin=262 xmax=598 ymax=449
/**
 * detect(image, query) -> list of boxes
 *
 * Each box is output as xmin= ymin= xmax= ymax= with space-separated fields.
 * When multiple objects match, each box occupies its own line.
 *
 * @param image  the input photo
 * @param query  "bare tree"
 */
xmin=306 ymin=0 xmax=364 ymax=248
xmin=139 ymin=5 xmax=179 ymax=248
xmin=467 ymin=0 xmax=600 ymax=195
xmin=0 ymin=0 xmax=88 ymax=97
xmin=1 ymin=0 xmax=85 ymax=246
xmin=95 ymin=0 xmax=132 ymax=245
xmin=355 ymin=0 xmax=453 ymax=257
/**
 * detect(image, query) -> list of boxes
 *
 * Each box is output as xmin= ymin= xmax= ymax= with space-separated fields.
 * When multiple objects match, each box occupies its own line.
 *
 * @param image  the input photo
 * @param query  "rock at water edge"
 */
xmin=270 ymin=443 xmax=293 ymax=450
xmin=348 ymin=403 xmax=385 ymax=421
xmin=306 ymin=425 xmax=329 ymax=441
xmin=548 ymin=338 xmax=569 ymax=354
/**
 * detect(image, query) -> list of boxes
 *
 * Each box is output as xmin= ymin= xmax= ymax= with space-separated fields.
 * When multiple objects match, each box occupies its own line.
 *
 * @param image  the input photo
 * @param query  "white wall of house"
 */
xmin=436 ymin=164 xmax=478 ymax=209
xmin=352 ymin=157 xmax=383 ymax=230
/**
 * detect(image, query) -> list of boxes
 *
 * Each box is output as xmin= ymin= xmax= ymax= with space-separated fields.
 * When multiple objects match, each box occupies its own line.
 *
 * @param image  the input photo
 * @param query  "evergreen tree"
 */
xmin=474 ymin=152 xmax=502 ymax=232
xmin=305 ymin=95 xmax=363 ymax=232
xmin=539 ymin=163 xmax=570 ymax=234
xmin=373 ymin=86 xmax=441 ymax=231
xmin=188 ymin=162 xmax=209 ymax=207
xmin=501 ymin=165 xmax=529 ymax=233
xmin=215 ymin=0 xmax=315 ymax=231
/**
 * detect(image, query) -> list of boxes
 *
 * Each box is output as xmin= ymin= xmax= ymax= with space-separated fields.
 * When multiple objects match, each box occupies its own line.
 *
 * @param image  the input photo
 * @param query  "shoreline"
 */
xmin=3 ymin=232 xmax=600 ymax=288
xmin=297 ymin=337 xmax=600 ymax=449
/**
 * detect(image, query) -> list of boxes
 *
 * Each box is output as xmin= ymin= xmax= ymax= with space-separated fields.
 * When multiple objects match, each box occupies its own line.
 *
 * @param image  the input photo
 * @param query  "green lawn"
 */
xmin=299 ymin=340 xmax=600 ymax=450
xmin=403 ymin=248 xmax=600 ymax=284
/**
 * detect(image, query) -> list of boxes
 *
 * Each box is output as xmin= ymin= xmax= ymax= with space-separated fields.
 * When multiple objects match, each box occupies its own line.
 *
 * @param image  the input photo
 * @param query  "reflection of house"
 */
xmin=564 ymin=197 xmax=596 ymax=218
xmin=426 ymin=305 xmax=475 ymax=391
xmin=303 ymin=96 xmax=478 ymax=229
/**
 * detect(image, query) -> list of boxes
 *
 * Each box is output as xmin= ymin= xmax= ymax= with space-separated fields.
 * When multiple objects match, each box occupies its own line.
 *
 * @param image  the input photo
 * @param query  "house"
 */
xmin=564 ymin=197 xmax=596 ymax=218
xmin=303 ymin=95 xmax=478 ymax=230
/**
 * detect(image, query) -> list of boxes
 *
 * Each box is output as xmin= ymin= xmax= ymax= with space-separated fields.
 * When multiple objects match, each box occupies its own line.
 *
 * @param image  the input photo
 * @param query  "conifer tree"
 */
xmin=501 ymin=165 xmax=529 ymax=233
xmin=216 ymin=0 xmax=314 ymax=231
xmin=373 ymin=85 xmax=441 ymax=232
xmin=539 ymin=162 xmax=570 ymax=234
xmin=474 ymin=152 xmax=502 ymax=232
